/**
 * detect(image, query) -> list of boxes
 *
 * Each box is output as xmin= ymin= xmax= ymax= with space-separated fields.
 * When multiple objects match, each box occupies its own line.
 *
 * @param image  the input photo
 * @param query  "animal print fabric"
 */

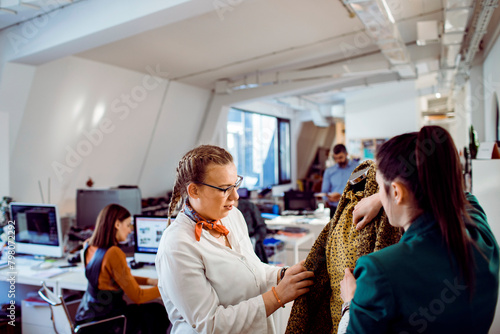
xmin=285 ymin=160 xmax=401 ymax=334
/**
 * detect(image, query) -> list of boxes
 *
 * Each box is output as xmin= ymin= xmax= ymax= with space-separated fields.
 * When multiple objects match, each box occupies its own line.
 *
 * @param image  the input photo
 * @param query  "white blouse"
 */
xmin=156 ymin=207 xmax=280 ymax=334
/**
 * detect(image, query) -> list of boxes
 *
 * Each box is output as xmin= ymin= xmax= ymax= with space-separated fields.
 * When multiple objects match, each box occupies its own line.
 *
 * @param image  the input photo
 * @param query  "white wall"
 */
xmin=449 ymin=85 xmax=469 ymax=152
xmin=472 ymin=160 xmax=500 ymax=334
xmin=483 ymin=32 xmax=500 ymax=142
xmin=0 ymin=112 xmax=9 ymax=198
xmin=9 ymin=56 xmax=210 ymax=215
xmin=0 ymin=62 xmax=36 ymax=155
xmin=0 ymin=62 xmax=36 ymax=200
xmin=345 ymin=80 xmax=419 ymax=141
xmin=469 ymin=61 xmax=486 ymax=142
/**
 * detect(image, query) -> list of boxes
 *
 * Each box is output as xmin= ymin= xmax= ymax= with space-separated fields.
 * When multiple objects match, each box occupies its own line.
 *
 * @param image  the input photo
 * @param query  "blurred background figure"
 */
xmin=321 ymin=144 xmax=358 ymax=219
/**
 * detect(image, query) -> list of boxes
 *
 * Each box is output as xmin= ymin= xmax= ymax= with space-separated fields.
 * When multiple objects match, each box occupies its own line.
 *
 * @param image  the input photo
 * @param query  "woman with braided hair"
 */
xmin=155 ymin=145 xmax=314 ymax=333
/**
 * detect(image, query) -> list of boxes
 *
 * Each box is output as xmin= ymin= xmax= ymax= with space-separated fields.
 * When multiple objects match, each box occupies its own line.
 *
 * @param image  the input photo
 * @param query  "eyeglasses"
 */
xmin=198 ymin=175 xmax=243 ymax=197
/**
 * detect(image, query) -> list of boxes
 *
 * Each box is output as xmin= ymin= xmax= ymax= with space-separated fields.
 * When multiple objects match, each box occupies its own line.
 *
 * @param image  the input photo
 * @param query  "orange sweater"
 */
xmin=85 ymin=245 xmax=160 ymax=304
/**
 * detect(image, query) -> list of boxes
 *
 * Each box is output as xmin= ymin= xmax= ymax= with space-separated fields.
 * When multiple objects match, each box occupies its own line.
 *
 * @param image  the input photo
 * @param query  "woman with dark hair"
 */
xmin=338 ymin=126 xmax=499 ymax=333
xmin=75 ymin=204 xmax=169 ymax=334
xmin=155 ymin=145 xmax=314 ymax=333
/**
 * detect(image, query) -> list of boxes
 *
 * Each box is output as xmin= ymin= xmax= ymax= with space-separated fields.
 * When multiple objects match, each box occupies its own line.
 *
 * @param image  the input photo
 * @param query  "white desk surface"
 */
xmin=265 ymin=214 xmax=330 ymax=226
xmin=0 ymin=256 xmax=157 ymax=295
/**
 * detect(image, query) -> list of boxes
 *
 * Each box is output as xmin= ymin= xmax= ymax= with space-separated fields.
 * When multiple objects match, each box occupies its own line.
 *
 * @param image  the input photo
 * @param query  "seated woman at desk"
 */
xmin=156 ymin=145 xmax=314 ymax=333
xmin=75 ymin=204 xmax=169 ymax=334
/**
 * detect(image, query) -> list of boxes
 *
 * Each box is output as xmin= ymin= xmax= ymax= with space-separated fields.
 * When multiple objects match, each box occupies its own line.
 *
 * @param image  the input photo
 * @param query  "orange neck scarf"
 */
xmin=183 ymin=201 xmax=229 ymax=242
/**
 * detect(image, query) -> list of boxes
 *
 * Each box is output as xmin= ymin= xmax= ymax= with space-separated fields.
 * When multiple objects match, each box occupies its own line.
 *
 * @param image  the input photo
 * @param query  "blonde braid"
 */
xmin=167 ymin=145 xmax=233 ymax=225
xmin=167 ymin=185 xmax=182 ymax=226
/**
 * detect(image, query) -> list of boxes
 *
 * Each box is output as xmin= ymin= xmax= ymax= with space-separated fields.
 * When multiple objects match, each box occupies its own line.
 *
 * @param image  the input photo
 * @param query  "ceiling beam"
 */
xmin=0 ymin=0 xmax=215 ymax=65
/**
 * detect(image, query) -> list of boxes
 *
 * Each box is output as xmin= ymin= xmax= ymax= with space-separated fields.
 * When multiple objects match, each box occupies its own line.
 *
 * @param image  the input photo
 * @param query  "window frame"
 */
xmin=227 ymin=107 xmax=292 ymax=189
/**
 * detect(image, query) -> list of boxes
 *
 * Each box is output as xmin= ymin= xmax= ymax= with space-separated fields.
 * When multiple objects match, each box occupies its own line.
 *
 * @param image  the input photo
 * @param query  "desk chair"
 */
xmin=38 ymin=282 xmax=126 ymax=334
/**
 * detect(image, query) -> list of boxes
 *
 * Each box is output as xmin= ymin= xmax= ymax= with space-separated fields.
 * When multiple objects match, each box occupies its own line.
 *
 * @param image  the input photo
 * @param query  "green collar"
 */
xmin=399 ymin=212 xmax=437 ymax=243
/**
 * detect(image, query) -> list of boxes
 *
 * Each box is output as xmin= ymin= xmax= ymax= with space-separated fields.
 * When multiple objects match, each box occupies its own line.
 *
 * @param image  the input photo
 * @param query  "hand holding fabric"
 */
xmin=353 ymin=193 xmax=382 ymax=230
xmin=275 ymin=260 xmax=314 ymax=304
xmin=340 ymin=268 xmax=356 ymax=303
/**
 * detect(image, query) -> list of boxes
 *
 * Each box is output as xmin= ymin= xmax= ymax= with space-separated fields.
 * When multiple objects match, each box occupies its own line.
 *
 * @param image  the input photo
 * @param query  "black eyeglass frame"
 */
xmin=198 ymin=175 xmax=244 ymax=196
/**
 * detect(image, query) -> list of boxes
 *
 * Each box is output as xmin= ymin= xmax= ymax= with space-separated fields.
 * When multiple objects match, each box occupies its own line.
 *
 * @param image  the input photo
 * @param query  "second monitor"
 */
xmin=133 ymin=215 xmax=170 ymax=264
xmin=283 ymin=190 xmax=317 ymax=213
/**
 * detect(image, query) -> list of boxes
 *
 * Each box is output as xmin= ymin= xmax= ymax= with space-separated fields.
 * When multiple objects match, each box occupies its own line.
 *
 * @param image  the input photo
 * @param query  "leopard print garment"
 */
xmin=285 ymin=160 xmax=401 ymax=334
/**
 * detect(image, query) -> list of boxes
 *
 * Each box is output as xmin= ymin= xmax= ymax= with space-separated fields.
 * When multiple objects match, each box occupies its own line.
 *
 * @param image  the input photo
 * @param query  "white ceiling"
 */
xmin=74 ymin=0 xmax=443 ymax=90
xmin=2 ymin=0 xmax=496 ymax=106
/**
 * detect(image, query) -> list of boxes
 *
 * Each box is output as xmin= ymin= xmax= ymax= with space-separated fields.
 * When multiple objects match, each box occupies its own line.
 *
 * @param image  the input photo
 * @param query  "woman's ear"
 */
xmin=187 ymin=183 xmax=200 ymax=199
xmin=114 ymin=220 xmax=120 ymax=229
xmin=390 ymin=181 xmax=407 ymax=205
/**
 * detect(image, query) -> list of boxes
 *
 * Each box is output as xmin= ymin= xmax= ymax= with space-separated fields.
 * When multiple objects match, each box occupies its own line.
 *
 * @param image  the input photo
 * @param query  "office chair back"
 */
xmin=38 ymin=282 xmax=75 ymax=334
xmin=38 ymin=282 xmax=126 ymax=334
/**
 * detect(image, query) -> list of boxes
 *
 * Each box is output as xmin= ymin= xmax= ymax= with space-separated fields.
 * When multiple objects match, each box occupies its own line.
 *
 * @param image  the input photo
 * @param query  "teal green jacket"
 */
xmin=347 ymin=193 xmax=499 ymax=333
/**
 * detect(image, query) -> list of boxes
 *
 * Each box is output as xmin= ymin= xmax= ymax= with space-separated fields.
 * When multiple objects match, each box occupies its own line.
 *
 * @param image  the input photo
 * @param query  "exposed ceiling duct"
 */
xmin=214 ymin=0 xmax=418 ymax=94
xmin=433 ymin=0 xmax=499 ymax=91
xmin=434 ymin=0 xmax=474 ymax=93
xmin=456 ymin=0 xmax=499 ymax=83
xmin=274 ymin=96 xmax=333 ymax=127
xmin=342 ymin=0 xmax=416 ymax=79
xmin=417 ymin=0 xmax=498 ymax=126
xmin=214 ymin=53 xmax=393 ymax=94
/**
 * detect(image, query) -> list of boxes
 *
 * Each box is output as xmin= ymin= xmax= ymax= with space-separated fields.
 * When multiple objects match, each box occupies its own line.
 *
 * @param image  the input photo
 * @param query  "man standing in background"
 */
xmin=321 ymin=144 xmax=358 ymax=219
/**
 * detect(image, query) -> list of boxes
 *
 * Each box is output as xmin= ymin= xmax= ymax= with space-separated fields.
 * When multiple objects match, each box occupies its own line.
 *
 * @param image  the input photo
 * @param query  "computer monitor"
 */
xmin=284 ymin=190 xmax=316 ymax=212
xmin=133 ymin=215 xmax=170 ymax=264
xmin=237 ymin=187 xmax=250 ymax=199
xmin=76 ymin=188 xmax=142 ymax=229
xmin=9 ymin=203 xmax=64 ymax=258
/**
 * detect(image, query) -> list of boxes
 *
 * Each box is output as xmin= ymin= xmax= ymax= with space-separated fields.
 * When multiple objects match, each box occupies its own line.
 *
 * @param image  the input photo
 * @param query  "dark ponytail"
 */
xmin=376 ymin=126 xmax=474 ymax=289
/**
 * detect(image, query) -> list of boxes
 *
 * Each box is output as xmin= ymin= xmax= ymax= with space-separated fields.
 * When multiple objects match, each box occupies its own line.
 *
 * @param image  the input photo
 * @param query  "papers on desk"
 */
xmin=36 ymin=268 xmax=69 ymax=279
xmin=268 ymin=225 xmax=310 ymax=237
xmin=277 ymin=226 xmax=309 ymax=237
xmin=277 ymin=231 xmax=307 ymax=237
xmin=296 ymin=217 xmax=315 ymax=224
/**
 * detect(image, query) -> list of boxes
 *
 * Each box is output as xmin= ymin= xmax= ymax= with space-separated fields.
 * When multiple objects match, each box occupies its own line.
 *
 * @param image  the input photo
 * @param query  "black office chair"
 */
xmin=38 ymin=282 xmax=126 ymax=334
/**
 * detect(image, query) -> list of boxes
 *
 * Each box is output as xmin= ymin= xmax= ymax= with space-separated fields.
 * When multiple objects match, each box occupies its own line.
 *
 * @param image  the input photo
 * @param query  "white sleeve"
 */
xmin=231 ymin=208 xmax=280 ymax=290
xmin=337 ymin=310 xmax=349 ymax=334
xmin=157 ymin=244 xmax=268 ymax=334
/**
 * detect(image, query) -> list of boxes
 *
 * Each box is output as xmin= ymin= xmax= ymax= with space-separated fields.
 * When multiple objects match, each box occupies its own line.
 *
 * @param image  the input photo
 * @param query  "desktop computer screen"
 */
xmin=9 ymin=202 xmax=64 ymax=258
xmin=283 ymin=190 xmax=316 ymax=212
xmin=76 ymin=188 xmax=142 ymax=229
xmin=133 ymin=215 xmax=170 ymax=264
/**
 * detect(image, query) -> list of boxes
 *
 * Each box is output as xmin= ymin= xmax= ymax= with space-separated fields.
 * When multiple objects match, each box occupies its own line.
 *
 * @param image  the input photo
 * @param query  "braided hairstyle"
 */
xmin=167 ymin=145 xmax=234 ymax=224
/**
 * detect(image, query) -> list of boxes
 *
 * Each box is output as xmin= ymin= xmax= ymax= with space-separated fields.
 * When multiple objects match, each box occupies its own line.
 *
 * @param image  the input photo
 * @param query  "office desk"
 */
xmin=274 ymin=233 xmax=314 ymax=265
xmin=0 ymin=257 xmax=158 ymax=334
xmin=0 ymin=256 xmax=158 ymax=296
xmin=265 ymin=214 xmax=330 ymax=237
xmin=265 ymin=214 xmax=330 ymax=265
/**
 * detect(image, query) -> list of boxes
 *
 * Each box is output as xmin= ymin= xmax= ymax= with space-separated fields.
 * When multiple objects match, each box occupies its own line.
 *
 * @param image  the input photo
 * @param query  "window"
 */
xmin=227 ymin=108 xmax=291 ymax=190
